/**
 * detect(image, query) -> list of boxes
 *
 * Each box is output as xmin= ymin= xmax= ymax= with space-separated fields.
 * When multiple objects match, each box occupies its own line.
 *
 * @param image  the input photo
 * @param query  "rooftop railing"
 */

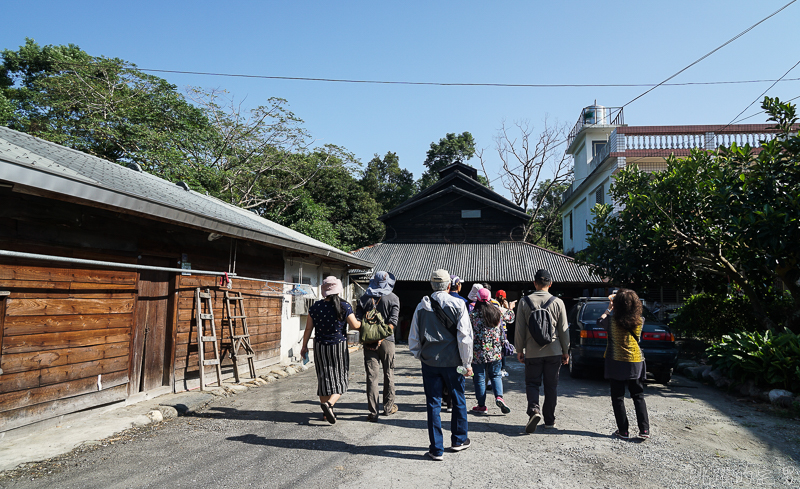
xmin=567 ymin=106 xmax=624 ymax=148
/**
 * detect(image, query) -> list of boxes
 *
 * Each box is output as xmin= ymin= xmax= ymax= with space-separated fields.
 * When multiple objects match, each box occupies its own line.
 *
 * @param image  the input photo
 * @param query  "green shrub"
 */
xmin=706 ymin=329 xmax=800 ymax=391
xmin=670 ymin=292 xmax=754 ymax=341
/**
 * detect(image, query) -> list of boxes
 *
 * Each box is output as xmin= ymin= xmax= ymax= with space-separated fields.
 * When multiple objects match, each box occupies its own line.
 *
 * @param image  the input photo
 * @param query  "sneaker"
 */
xmin=367 ymin=413 xmax=378 ymax=422
xmin=443 ymin=406 xmax=452 ymax=413
xmin=495 ymin=397 xmax=511 ymax=414
xmin=450 ymin=438 xmax=471 ymax=452
xmin=384 ymin=404 xmax=399 ymax=416
xmin=471 ymin=405 xmax=488 ymax=413
xmin=501 ymin=369 xmax=509 ymax=377
xmin=639 ymin=430 xmax=650 ymax=439
xmin=613 ymin=430 xmax=630 ymax=440
xmin=543 ymin=423 xmax=556 ymax=429
xmin=425 ymin=451 xmax=443 ymax=461
xmin=526 ymin=412 xmax=542 ymax=433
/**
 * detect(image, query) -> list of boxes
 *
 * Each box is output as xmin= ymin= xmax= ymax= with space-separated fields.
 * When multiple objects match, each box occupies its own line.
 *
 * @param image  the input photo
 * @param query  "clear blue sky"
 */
xmin=2 ymin=1 xmax=798 ymax=195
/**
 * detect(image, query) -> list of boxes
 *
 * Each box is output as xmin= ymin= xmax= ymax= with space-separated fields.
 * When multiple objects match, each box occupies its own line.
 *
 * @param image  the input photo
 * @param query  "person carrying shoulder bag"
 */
xmin=355 ymin=271 xmax=400 ymax=422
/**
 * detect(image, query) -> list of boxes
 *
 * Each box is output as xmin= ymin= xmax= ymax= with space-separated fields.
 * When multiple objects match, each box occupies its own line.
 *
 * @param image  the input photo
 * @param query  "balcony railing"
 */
xmin=568 ymin=106 xmax=624 ymax=148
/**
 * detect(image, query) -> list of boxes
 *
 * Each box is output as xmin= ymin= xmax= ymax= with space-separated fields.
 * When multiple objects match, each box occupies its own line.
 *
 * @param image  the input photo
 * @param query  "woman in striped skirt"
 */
xmin=300 ymin=276 xmax=360 ymax=424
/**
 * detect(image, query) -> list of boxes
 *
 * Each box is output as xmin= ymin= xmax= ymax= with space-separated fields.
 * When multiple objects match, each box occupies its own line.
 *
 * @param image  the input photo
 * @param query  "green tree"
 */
xmin=360 ymin=151 xmax=416 ymax=213
xmin=1 ymin=39 xmax=209 ymax=172
xmin=418 ymin=131 xmax=480 ymax=189
xmin=580 ymin=97 xmax=800 ymax=331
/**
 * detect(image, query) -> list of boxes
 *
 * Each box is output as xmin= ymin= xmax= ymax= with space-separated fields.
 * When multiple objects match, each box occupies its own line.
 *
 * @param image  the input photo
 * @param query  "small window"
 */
xmin=461 ymin=210 xmax=481 ymax=219
xmin=592 ymin=141 xmax=607 ymax=157
xmin=568 ymin=213 xmax=573 ymax=240
xmin=595 ymin=185 xmax=604 ymax=206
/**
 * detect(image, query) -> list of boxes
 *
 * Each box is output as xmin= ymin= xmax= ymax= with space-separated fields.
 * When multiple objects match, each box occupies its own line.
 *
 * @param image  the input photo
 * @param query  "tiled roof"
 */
xmin=0 ymin=126 xmax=373 ymax=268
xmin=350 ymin=242 xmax=603 ymax=284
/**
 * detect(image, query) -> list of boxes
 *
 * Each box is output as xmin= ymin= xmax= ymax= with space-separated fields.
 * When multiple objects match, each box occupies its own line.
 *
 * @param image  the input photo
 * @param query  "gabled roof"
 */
xmin=381 ymin=167 xmax=526 ymax=221
xmin=0 ymin=126 xmax=373 ymax=268
xmin=350 ymin=242 xmax=603 ymax=284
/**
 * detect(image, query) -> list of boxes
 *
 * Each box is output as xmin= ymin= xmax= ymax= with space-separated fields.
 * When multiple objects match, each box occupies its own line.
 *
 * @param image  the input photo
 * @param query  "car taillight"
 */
xmin=642 ymin=332 xmax=674 ymax=341
xmin=580 ymin=329 xmax=607 ymax=339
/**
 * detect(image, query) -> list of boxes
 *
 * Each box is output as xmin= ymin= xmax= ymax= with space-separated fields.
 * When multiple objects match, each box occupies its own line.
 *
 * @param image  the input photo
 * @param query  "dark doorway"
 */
xmin=131 ymin=256 xmax=174 ymax=393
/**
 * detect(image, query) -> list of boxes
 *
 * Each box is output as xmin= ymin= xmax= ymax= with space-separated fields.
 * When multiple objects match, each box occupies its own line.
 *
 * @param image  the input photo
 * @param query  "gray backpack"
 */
xmin=523 ymin=295 xmax=557 ymax=347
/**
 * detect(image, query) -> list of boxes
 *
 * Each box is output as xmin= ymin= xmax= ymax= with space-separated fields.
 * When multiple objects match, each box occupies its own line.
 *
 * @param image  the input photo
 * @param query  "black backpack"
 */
xmin=522 ymin=295 xmax=558 ymax=347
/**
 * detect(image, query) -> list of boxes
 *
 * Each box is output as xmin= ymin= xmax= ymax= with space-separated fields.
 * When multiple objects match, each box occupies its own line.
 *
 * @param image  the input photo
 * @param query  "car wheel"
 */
xmin=653 ymin=368 xmax=672 ymax=384
xmin=568 ymin=350 xmax=582 ymax=379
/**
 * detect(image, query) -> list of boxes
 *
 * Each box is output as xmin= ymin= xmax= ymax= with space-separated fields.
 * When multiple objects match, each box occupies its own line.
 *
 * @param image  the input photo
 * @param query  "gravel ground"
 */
xmin=1 ymin=345 xmax=798 ymax=489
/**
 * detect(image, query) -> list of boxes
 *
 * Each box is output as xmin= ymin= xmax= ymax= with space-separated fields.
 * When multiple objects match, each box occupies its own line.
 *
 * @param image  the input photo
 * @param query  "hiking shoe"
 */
xmin=639 ymin=430 xmax=650 ymax=439
xmin=450 ymin=438 xmax=471 ymax=452
xmin=472 ymin=405 xmax=488 ymax=413
xmin=613 ymin=430 xmax=630 ymax=440
xmin=425 ymin=451 xmax=443 ymax=461
xmin=495 ymin=397 xmax=511 ymax=414
xmin=384 ymin=404 xmax=399 ymax=416
xmin=526 ymin=412 xmax=542 ymax=433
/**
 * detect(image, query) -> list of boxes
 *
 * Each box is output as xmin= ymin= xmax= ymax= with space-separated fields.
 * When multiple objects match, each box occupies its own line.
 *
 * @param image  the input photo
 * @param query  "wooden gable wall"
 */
xmin=383 ymin=192 xmax=527 ymax=244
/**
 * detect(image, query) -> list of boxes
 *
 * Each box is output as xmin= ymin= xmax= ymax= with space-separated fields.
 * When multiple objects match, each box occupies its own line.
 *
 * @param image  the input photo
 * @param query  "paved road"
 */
xmin=1 ymin=346 xmax=799 ymax=488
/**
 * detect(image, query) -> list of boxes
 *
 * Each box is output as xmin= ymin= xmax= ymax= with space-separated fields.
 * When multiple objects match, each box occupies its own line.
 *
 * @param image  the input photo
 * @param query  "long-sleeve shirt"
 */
xmin=409 ymin=291 xmax=473 ymax=369
xmin=515 ymin=290 xmax=569 ymax=358
xmin=355 ymin=292 xmax=400 ymax=342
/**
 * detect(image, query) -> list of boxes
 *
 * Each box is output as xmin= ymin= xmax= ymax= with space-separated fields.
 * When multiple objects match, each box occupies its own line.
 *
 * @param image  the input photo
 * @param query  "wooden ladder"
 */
xmin=194 ymin=288 xmax=222 ymax=390
xmin=221 ymin=290 xmax=256 ymax=382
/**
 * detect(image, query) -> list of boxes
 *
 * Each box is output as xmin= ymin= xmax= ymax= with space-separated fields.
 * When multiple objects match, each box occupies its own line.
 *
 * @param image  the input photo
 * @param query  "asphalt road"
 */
xmin=1 ymin=346 xmax=799 ymax=489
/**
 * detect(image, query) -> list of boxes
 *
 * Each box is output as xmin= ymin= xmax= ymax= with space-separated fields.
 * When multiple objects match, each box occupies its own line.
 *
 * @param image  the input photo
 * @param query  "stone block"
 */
xmin=769 ymin=389 xmax=794 ymax=403
xmin=146 ymin=410 xmax=164 ymax=423
xmin=158 ymin=405 xmax=179 ymax=419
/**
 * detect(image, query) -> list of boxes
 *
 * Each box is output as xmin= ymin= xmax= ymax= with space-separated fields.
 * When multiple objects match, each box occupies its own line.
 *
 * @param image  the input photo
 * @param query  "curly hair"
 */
xmin=612 ymin=288 xmax=643 ymax=334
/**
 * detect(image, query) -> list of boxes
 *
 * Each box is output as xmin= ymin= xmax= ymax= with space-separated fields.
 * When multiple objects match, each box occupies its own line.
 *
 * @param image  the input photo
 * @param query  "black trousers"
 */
xmin=524 ymin=355 xmax=562 ymax=425
xmin=609 ymin=378 xmax=649 ymax=434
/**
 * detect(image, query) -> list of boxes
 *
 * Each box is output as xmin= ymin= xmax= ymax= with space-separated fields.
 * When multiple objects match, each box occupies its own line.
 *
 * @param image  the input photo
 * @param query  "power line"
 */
xmin=137 ymin=68 xmax=800 ymax=89
xmin=724 ymin=59 xmax=800 ymax=127
xmin=733 ymin=93 xmax=800 ymax=123
xmin=622 ymin=0 xmax=796 ymax=108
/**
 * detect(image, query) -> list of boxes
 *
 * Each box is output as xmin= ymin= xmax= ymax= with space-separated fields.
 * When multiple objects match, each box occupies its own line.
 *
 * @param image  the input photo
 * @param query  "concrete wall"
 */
xmin=280 ymin=255 xmax=350 ymax=364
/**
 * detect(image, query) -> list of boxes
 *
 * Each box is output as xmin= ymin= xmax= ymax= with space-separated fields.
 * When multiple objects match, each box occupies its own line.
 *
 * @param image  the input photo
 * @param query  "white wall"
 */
xmin=280 ymin=256 xmax=350 ymax=364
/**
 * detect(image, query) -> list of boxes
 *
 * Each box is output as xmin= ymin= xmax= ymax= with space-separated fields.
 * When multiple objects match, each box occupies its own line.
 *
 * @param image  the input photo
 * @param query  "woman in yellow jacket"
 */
xmin=598 ymin=289 xmax=650 ymax=440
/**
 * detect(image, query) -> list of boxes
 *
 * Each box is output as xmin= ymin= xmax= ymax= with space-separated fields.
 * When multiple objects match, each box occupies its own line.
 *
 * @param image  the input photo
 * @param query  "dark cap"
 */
xmin=534 ymin=269 xmax=553 ymax=283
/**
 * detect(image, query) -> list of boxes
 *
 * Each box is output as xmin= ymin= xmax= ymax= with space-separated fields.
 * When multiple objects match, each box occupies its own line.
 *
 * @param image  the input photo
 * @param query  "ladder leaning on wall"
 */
xmin=220 ymin=290 xmax=257 ymax=382
xmin=194 ymin=288 xmax=222 ymax=390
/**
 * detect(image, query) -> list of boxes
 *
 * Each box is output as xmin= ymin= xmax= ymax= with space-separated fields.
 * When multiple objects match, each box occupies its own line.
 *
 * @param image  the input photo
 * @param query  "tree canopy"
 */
xmin=580 ymin=97 xmax=800 ymax=331
xmin=418 ymin=131 xmax=480 ymax=189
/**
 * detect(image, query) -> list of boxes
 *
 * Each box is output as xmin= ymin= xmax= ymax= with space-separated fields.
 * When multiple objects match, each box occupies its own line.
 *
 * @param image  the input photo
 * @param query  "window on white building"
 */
xmin=595 ymin=185 xmax=604 ymax=206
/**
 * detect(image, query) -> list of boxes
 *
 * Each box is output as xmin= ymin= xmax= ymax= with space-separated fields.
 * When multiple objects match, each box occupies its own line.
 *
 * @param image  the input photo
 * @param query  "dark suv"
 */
xmin=566 ymin=297 xmax=678 ymax=383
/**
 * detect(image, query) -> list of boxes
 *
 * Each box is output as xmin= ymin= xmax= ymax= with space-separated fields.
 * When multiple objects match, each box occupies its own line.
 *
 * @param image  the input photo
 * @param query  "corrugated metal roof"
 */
xmin=0 ymin=126 xmax=373 ymax=268
xmin=350 ymin=242 xmax=604 ymax=284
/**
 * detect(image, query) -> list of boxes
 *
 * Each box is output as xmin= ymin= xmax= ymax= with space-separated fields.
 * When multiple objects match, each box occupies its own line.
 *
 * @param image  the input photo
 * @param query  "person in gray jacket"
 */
xmin=515 ymin=269 xmax=569 ymax=433
xmin=356 ymin=271 xmax=400 ymax=422
xmin=409 ymin=269 xmax=474 ymax=461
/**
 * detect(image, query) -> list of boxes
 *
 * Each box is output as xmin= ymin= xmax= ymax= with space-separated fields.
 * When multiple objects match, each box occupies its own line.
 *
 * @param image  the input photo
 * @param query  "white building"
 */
xmin=560 ymin=103 xmax=781 ymax=254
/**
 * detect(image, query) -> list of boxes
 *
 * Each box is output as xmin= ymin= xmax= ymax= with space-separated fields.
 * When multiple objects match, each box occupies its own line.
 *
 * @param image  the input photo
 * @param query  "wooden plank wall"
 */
xmin=173 ymin=275 xmax=282 ymax=387
xmin=0 ymin=261 xmax=136 ymax=432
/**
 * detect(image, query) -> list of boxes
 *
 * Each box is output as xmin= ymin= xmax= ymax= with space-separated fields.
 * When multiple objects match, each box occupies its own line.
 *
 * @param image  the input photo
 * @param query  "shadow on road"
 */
xmin=226 ymin=435 xmax=421 ymax=460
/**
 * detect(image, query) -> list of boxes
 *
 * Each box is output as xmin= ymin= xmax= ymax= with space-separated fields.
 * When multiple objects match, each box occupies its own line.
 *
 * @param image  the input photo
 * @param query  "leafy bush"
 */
xmin=706 ymin=329 xmax=800 ymax=392
xmin=670 ymin=292 xmax=755 ymax=341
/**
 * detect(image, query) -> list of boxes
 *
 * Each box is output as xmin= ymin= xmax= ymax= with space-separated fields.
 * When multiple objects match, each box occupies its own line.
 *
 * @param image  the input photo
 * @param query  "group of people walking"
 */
xmin=299 ymin=268 xmax=650 ymax=460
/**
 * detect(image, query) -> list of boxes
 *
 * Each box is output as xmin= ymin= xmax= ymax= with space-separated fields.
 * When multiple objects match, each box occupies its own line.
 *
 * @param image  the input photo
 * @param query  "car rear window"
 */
xmin=580 ymin=302 xmax=608 ymax=322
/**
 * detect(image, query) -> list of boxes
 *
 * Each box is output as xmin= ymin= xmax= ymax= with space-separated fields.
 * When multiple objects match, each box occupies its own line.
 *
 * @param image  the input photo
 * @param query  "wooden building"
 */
xmin=351 ymin=162 xmax=605 ymax=339
xmin=0 ymin=127 xmax=372 ymax=432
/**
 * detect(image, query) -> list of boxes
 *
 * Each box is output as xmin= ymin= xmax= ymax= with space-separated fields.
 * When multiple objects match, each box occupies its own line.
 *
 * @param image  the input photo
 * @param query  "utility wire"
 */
xmin=733 ymin=93 xmax=800 ymax=123
xmin=723 ymin=59 xmax=800 ymax=128
xmin=622 ymin=0 xmax=796 ymax=108
xmin=135 ymin=68 xmax=800 ymax=89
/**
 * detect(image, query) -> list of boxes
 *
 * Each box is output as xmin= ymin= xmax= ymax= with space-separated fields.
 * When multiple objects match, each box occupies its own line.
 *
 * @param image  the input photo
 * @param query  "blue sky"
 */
xmin=2 ymin=1 xmax=798 ymax=195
